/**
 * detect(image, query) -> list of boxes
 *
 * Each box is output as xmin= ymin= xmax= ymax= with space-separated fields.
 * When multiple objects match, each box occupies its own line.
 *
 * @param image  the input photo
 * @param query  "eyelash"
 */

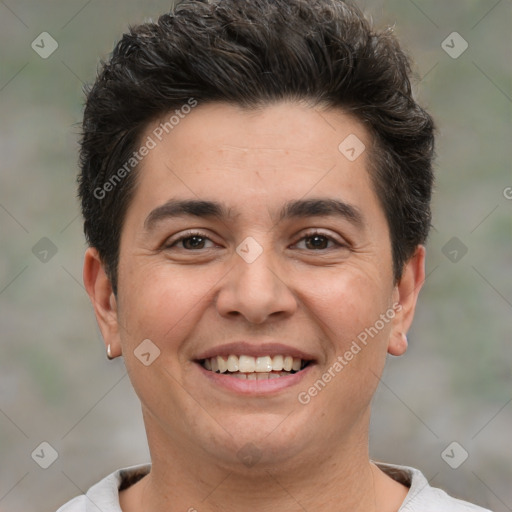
xmin=165 ymin=230 xmax=345 ymax=251
xmin=294 ymin=230 xmax=346 ymax=250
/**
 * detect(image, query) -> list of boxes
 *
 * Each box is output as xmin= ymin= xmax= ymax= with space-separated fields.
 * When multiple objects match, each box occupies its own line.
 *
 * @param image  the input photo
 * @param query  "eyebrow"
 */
xmin=144 ymin=197 xmax=365 ymax=231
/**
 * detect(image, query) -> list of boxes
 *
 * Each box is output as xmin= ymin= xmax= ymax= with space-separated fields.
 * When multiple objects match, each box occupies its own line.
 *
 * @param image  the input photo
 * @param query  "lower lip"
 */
xmin=195 ymin=362 xmax=314 ymax=395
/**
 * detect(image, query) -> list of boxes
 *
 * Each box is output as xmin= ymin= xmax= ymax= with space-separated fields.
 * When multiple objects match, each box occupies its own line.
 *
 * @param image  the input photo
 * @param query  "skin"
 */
xmin=84 ymin=101 xmax=425 ymax=512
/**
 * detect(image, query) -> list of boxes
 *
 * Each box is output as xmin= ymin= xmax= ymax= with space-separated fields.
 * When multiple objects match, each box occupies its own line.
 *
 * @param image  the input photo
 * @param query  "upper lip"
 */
xmin=195 ymin=341 xmax=317 ymax=362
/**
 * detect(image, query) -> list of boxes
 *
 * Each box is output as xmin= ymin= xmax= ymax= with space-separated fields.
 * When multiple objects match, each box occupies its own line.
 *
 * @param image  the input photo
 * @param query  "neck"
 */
xmin=120 ymin=411 xmax=407 ymax=512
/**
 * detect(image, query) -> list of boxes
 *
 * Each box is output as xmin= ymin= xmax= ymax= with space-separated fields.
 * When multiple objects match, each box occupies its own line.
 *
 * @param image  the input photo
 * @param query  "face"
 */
xmin=85 ymin=101 xmax=424 ymax=472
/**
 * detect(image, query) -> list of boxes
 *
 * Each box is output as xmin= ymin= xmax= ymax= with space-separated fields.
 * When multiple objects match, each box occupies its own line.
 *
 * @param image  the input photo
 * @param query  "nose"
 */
xmin=215 ymin=238 xmax=298 ymax=324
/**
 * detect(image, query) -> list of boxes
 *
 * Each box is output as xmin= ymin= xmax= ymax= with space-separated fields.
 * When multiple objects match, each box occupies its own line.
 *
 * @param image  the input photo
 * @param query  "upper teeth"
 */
xmin=203 ymin=355 xmax=304 ymax=373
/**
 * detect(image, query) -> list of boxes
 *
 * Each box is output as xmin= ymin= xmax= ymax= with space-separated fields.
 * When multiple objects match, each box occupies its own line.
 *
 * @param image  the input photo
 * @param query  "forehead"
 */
xmin=147 ymin=101 xmax=364 ymax=158
xmin=126 ymin=101 xmax=382 ymax=229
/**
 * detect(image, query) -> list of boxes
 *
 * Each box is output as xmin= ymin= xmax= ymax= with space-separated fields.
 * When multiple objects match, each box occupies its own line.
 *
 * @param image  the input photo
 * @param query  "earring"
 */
xmin=107 ymin=344 xmax=114 ymax=360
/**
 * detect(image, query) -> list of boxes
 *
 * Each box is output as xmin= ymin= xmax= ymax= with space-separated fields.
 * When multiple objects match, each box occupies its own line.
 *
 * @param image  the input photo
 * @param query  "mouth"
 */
xmin=193 ymin=342 xmax=317 ymax=394
xmin=198 ymin=354 xmax=313 ymax=380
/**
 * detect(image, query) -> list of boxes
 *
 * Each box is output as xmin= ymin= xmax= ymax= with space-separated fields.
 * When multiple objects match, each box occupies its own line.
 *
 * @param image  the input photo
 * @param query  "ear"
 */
xmin=83 ymin=247 xmax=122 ymax=358
xmin=388 ymin=245 xmax=426 ymax=357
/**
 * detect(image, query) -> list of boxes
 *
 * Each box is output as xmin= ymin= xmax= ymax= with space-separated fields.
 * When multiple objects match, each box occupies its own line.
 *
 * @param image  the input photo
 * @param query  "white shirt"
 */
xmin=57 ymin=462 xmax=493 ymax=512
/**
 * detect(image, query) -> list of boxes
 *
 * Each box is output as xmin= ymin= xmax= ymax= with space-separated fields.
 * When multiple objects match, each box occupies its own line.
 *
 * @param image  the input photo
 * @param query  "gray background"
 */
xmin=0 ymin=0 xmax=510 ymax=510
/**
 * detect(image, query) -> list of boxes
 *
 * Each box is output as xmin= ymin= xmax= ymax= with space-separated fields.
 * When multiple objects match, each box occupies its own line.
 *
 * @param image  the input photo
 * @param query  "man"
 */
xmin=59 ymin=0 xmax=492 ymax=510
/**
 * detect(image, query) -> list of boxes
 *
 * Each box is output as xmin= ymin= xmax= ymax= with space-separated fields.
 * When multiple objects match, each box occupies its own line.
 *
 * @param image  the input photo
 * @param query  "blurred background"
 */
xmin=0 ymin=0 xmax=510 ymax=510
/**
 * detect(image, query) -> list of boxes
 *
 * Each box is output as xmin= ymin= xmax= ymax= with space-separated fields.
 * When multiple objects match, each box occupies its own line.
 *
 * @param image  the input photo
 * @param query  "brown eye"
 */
xmin=165 ymin=231 xmax=216 ymax=250
xmin=304 ymin=234 xmax=330 ymax=250
xmin=294 ymin=231 xmax=343 ymax=251
xmin=181 ymin=235 xmax=207 ymax=249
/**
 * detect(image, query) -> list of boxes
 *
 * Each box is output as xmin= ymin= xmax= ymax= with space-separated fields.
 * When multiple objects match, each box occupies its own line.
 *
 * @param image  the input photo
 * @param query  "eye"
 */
xmin=293 ymin=230 xmax=345 ymax=251
xmin=165 ymin=231 xmax=217 ymax=250
xmin=164 ymin=230 xmax=345 ymax=252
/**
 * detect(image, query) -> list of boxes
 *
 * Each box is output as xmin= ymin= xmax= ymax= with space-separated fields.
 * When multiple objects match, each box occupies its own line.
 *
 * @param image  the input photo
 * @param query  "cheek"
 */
xmin=115 ymin=264 xmax=213 ymax=419
xmin=306 ymin=272 xmax=392 ymax=418
xmin=305 ymin=268 xmax=392 ymax=346
xmin=116 ymin=262 xmax=217 ymax=352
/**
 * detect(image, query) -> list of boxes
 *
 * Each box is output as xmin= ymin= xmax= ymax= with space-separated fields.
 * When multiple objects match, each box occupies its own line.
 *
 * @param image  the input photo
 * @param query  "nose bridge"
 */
xmin=216 ymin=234 xmax=297 ymax=323
xmin=236 ymin=236 xmax=278 ymax=290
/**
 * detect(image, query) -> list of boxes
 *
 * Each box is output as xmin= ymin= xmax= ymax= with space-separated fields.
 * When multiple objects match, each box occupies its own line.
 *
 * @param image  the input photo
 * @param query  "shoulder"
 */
xmin=374 ymin=461 xmax=494 ymax=512
xmin=55 ymin=464 xmax=151 ymax=512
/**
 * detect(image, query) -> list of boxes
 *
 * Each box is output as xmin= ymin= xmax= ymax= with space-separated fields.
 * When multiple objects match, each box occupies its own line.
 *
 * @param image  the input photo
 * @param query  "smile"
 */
xmin=200 ymin=354 xmax=311 ymax=380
